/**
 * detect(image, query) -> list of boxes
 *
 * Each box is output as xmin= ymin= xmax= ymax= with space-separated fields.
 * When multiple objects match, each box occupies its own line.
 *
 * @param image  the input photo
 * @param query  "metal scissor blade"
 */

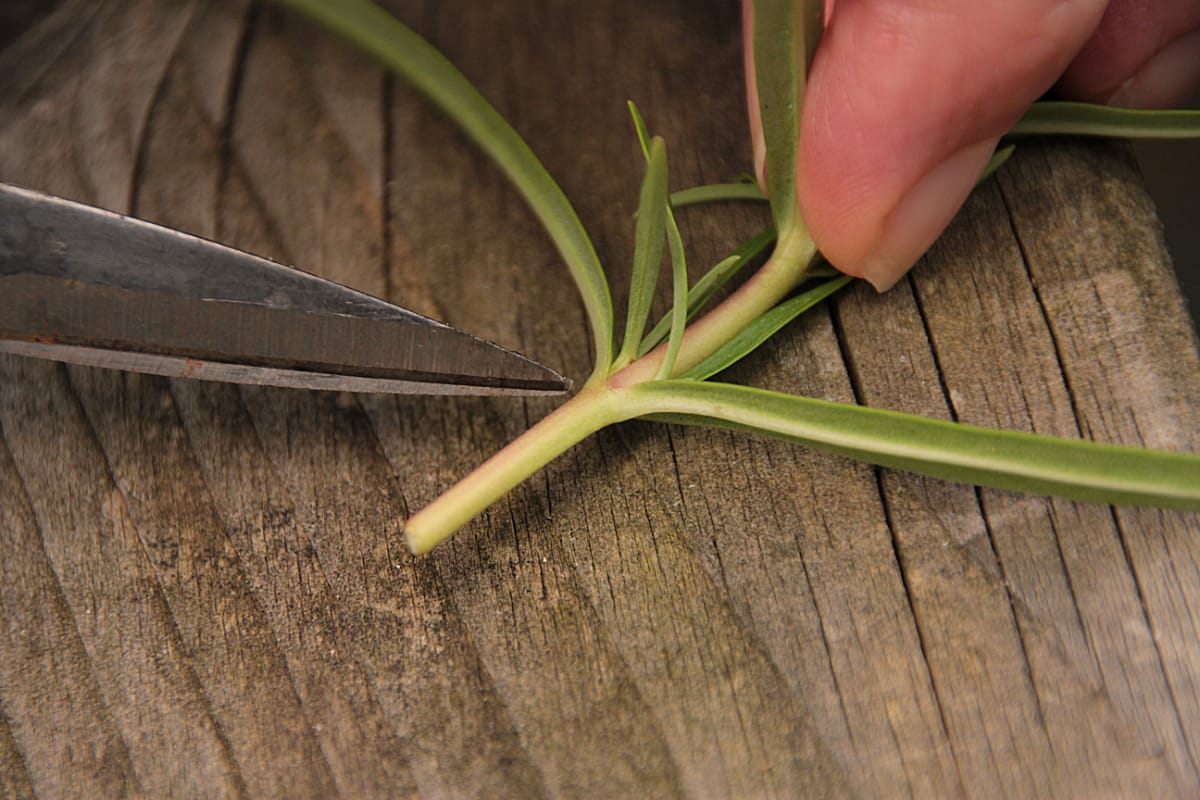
xmin=0 ymin=182 xmax=570 ymax=395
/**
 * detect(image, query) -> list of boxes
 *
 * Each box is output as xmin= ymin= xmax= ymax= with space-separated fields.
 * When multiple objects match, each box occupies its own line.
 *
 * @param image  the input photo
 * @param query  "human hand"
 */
xmin=746 ymin=0 xmax=1200 ymax=290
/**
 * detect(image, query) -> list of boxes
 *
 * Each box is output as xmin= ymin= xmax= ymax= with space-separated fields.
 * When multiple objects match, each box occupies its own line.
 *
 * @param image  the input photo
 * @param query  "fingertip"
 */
xmin=856 ymin=139 xmax=998 ymax=290
xmin=796 ymin=0 xmax=1107 ymax=284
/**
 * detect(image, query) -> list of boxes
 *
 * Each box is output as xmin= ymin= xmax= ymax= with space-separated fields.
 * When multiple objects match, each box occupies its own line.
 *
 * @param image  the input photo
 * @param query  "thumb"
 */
xmin=796 ymin=0 xmax=1108 ymax=290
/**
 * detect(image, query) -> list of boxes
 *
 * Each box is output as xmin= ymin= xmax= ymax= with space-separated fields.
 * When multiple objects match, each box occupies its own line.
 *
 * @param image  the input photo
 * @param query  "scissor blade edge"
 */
xmin=0 ymin=340 xmax=571 ymax=396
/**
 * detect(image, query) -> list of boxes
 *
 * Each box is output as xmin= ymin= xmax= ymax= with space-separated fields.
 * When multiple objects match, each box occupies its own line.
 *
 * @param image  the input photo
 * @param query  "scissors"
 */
xmin=0 ymin=182 xmax=569 ymax=396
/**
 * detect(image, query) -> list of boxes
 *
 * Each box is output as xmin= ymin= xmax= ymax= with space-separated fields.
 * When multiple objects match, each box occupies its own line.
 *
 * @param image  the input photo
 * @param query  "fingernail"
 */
xmin=858 ymin=139 xmax=998 ymax=291
xmin=1106 ymin=28 xmax=1200 ymax=109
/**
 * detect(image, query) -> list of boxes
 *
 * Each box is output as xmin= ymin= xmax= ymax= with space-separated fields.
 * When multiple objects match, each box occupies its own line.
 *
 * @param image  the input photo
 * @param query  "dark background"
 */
xmin=1136 ymin=91 xmax=1200 ymax=334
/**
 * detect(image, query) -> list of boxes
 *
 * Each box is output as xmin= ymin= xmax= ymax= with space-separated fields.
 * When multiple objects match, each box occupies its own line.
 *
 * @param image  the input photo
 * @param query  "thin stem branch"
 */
xmin=404 ymin=387 xmax=628 ymax=553
xmin=623 ymin=380 xmax=1200 ymax=510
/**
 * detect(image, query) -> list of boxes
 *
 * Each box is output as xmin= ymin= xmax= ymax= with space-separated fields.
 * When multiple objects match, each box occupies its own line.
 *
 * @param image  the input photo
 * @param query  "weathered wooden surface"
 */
xmin=2 ymin=1 xmax=1200 ymax=797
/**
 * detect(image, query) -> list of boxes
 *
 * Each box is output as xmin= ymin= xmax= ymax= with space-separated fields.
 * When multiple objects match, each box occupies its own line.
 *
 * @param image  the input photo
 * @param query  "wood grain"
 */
xmin=2 ymin=1 xmax=1198 ymax=797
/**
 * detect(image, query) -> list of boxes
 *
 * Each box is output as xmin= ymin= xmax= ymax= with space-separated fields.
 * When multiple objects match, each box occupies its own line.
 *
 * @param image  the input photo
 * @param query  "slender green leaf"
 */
xmin=625 ymin=102 xmax=691 ymax=377
xmin=272 ymin=0 xmax=614 ymax=370
xmin=806 ymin=261 xmax=840 ymax=279
xmin=980 ymin=145 xmax=1015 ymax=183
xmin=800 ymin=0 xmax=823 ymax=72
xmin=657 ymin=207 xmax=689 ymax=378
xmin=628 ymin=101 xmax=652 ymax=159
xmin=752 ymin=0 xmax=800 ymax=235
xmin=627 ymin=381 xmax=1200 ymax=511
xmin=681 ymin=275 xmax=851 ymax=380
xmin=752 ymin=0 xmax=822 ymax=238
xmin=1010 ymin=102 xmax=1200 ymax=139
xmin=670 ymin=182 xmax=767 ymax=207
xmin=639 ymin=226 xmax=776 ymax=356
xmin=616 ymin=137 xmax=669 ymax=366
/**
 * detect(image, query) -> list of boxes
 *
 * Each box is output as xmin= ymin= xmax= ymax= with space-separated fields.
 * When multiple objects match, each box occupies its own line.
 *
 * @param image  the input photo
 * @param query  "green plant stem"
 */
xmin=626 ymin=381 xmax=1200 ymax=510
xmin=1011 ymin=102 xmax=1200 ymax=138
xmin=404 ymin=387 xmax=627 ymax=554
xmin=609 ymin=230 xmax=818 ymax=386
